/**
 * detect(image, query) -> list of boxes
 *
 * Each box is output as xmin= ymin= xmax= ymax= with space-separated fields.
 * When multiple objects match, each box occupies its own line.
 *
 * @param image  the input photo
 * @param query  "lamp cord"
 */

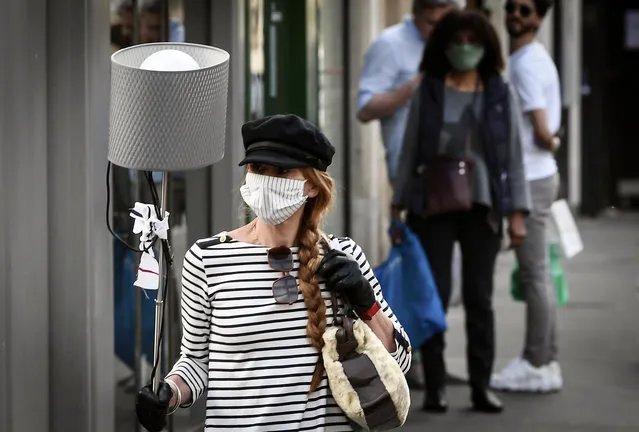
xmin=106 ymin=162 xmax=139 ymax=252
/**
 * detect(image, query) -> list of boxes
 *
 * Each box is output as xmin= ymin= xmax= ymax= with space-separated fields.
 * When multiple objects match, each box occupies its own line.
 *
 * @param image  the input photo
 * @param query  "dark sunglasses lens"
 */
xmin=520 ymin=5 xmax=532 ymax=16
xmin=269 ymin=246 xmax=293 ymax=272
xmin=273 ymin=276 xmax=298 ymax=304
xmin=505 ymin=3 xmax=516 ymax=14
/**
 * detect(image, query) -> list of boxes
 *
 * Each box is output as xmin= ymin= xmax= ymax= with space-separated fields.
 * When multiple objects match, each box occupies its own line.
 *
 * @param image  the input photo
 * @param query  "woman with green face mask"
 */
xmin=391 ymin=10 xmax=530 ymax=415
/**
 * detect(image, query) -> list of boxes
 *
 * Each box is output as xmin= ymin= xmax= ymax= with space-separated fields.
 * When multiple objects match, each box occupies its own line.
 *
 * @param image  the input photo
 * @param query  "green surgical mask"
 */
xmin=445 ymin=43 xmax=485 ymax=72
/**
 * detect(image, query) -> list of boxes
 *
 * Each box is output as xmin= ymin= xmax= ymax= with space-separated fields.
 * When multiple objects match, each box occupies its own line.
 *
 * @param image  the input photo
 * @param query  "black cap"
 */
xmin=239 ymin=114 xmax=335 ymax=171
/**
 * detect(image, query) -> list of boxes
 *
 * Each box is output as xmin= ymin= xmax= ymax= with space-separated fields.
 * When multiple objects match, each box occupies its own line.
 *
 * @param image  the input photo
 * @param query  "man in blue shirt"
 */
xmin=357 ymin=0 xmax=461 ymax=183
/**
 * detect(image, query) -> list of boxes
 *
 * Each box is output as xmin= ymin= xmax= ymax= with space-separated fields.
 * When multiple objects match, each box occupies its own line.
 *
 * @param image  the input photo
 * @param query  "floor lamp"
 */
xmin=108 ymin=42 xmax=230 ymax=396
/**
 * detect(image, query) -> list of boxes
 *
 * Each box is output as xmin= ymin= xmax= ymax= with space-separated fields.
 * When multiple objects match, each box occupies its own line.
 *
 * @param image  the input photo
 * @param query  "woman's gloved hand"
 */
xmin=317 ymin=250 xmax=378 ymax=319
xmin=135 ymin=381 xmax=173 ymax=432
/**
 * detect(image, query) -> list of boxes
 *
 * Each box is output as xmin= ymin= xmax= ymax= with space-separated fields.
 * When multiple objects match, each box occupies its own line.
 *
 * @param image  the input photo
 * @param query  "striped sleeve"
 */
xmin=337 ymin=237 xmax=412 ymax=374
xmin=167 ymin=242 xmax=211 ymax=406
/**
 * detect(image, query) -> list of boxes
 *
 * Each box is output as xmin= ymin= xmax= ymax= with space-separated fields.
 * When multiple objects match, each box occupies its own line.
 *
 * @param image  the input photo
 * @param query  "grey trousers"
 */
xmin=515 ymin=174 xmax=559 ymax=367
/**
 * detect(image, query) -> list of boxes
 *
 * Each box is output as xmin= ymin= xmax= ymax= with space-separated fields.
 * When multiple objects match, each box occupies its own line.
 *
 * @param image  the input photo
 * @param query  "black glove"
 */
xmin=317 ymin=250 xmax=377 ymax=318
xmin=135 ymin=381 xmax=173 ymax=432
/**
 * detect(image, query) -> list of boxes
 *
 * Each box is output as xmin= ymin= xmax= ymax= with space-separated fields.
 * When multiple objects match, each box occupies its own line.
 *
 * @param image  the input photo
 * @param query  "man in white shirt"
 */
xmin=491 ymin=0 xmax=563 ymax=393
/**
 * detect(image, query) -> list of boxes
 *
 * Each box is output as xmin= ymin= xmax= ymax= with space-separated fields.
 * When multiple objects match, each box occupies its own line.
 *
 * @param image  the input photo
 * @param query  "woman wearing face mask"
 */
xmin=135 ymin=114 xmax=412 ymax=432
xmin=392 ymin=10 xmax=530 ymax=414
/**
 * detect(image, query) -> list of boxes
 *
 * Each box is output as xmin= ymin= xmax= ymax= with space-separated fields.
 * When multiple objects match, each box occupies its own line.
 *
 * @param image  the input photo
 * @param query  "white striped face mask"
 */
xmin=240 ymin=172 xmax=308 ymax=225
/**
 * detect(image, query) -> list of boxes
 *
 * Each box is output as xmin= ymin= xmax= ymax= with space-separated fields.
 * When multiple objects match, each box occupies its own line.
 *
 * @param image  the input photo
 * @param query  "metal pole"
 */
xmin=131 ymin=1 xmax=141 ymax=428
xmin=132 ymin=0 xmax=139 ymax=45
xmin=164 ymin=175 xmax=175 ymax=432
xmin=134 ymin=171 xmax=143 ymax=432
xmin=152 ymin=172 xmax=170 ymax=392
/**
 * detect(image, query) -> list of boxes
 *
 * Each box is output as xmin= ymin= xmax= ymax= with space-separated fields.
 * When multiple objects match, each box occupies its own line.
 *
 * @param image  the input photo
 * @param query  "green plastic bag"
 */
xmin=511 ymin=243 xmax=569 ymax=307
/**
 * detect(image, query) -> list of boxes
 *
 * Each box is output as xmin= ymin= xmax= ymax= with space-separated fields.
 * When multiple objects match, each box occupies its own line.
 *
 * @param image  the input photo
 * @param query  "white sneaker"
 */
xmin=497 ymin=356 xmax=524 ymax=377
xmin=490 ymin=358 xmax=557 ymax=393
xmin=546 ymin=361 xmax=563 ymax=392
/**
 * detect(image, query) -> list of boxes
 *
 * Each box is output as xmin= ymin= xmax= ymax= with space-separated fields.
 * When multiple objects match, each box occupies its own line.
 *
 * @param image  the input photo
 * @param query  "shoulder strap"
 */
xmin=417 ymin=79 xmax=429 ymax=164
xmin=319 ymin=231 xmax=341 ymax=252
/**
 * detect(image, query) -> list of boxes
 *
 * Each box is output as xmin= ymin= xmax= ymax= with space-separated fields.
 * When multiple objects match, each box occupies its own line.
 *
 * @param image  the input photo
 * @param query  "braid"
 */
xmin=297 ymin=212 xmax=327 ymax=394
xmin=291 ymin=167 xmax=334 ymax=394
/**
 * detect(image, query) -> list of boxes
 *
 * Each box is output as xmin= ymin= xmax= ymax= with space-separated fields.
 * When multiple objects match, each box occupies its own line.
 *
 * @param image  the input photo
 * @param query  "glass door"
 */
xmin=244 ymin=0 xmax=349 ymax=235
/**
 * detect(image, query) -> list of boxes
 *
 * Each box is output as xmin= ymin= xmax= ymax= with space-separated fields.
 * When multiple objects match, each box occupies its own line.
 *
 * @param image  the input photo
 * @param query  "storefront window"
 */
xmin=247 ymin=0 xmax=266 ymax=120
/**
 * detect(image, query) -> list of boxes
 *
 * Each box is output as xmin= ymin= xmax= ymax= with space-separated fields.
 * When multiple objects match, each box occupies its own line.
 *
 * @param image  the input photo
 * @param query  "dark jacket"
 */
xmin=392 ymin=75 xmax=530 ymax=219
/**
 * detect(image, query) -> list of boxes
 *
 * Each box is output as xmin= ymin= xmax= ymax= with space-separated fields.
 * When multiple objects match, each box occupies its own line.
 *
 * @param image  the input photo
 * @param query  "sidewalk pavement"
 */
xmin=402 ymin=213 xmax=639 ymax=431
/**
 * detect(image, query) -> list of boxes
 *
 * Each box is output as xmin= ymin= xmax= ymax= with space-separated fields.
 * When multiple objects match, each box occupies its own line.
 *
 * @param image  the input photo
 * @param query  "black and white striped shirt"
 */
xmin=168 ymin=233 xmax=412 ymax=431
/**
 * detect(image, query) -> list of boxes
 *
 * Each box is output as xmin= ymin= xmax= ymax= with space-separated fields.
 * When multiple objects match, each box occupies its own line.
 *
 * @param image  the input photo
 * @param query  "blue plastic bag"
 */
xmin=375 ymin=221 xmax=447 ymax=348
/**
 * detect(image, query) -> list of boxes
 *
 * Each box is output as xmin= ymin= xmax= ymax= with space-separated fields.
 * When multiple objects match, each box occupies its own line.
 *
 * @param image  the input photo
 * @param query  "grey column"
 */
xmin=210 ymin=0 xmax=247 ymax=234
xmin=560 ymin=0 xmax=583 ymax=207
xmin=318 ymin=0 xmax=346 ymax=236
xmin=347 ymin=0 xmax=386 ymax=264
xmin=184 ymin=0 xmax=214 ymax=246
xmin=0 ymin=1 xmax=50 ymax=431
xmin=46 ymin=0 xmax=114 ymax=431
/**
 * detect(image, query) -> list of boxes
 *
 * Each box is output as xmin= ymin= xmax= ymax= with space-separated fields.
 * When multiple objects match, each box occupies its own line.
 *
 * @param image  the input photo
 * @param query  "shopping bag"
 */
xmin=510 ymin=243 xmax=569 ymax=307
xmin=375 ymin=221 xmax=447 ymax=348
xmin=550 ymin=199 xmax=584 ymax=258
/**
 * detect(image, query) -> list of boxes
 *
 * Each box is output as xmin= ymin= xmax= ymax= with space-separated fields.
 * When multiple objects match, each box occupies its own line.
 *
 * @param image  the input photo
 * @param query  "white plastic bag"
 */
xmin=550 ymin=199 xmax=584 ymax=259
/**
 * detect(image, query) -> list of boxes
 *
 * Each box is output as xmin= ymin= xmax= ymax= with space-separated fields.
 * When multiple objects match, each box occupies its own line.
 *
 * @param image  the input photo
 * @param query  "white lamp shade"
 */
xmin=109 ymin=42 xmax=230 ymax=171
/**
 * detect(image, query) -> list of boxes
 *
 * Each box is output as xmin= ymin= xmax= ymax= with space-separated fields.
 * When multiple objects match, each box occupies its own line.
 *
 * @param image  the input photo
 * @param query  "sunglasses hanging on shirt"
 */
xmin=268 ymin=246 xmax=299 ymax=304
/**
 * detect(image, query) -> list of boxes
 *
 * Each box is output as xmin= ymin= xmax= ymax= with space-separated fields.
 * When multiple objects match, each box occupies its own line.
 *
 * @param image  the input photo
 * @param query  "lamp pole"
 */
xmin=152 ymin=172 xmax=170 ymax=392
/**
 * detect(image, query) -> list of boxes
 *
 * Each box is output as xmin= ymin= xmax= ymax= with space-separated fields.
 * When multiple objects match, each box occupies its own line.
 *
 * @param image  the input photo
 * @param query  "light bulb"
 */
xmin=140 ymin=49 xmax=200 ymax=71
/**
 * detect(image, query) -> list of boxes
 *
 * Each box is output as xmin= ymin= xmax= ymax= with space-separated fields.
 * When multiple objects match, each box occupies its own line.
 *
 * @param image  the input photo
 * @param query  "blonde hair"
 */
xmin=296 ymin=167 xmax=335 ymax=393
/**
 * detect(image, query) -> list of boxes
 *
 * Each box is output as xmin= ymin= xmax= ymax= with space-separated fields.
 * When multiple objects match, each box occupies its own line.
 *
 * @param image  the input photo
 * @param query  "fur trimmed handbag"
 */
xmin=321 ymin=235 xmax=410 ymax=431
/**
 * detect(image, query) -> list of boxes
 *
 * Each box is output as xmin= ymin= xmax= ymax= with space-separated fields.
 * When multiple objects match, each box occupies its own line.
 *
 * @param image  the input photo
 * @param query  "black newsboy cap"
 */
xmin=239 ymin=114 xmax=335 ymax=171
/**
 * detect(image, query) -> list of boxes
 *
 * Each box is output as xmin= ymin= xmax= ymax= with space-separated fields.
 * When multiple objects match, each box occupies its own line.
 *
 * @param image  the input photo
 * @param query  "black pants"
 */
xmin=408 ymin=206 xmax=501 ymax=391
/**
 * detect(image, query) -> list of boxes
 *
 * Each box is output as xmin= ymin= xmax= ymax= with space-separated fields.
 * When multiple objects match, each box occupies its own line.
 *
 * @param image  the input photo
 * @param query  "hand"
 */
xmin=508 ymin=212 xmax=527 ymax=249
xmin=537 ymin=136 xmax=560 ymax=153
xmin=398 ymin=73 xmax=423 ymax=100
xmin=390 ymin=207 xmax=404 ymax=245
xmin=135 ymin=381 xmax=173 ymax=432
xmin=389 ymin=225 xmax=403 ymax=246
xmin=317 ymin=250 xmax=377 ymax=318
xmin=409 ymin=72 xmax=424 ymax=87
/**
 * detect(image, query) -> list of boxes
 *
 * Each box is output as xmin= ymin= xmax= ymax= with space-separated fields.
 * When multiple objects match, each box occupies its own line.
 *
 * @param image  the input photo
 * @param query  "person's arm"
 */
xmin=511 ymin=62 xmax=557 ymax=151
xmin=339 ymin=238 xmax=412 ymax=374
xmin=507 ymin=87 xmax=532 ymax=214
xmin=358 ymin=79 xmax=421 ymax=123
xmin=391 ymin=89 xmax=422 ymax=221
xmin=506 ymin=87 xmax=532 ymax=248
xmin=357 ymin=38 xmax=420 ymax=123
xmin=529 ymin=109 xmax=559 ymax=151
xmin=165 ymin=243 xmax=212 ymax=408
